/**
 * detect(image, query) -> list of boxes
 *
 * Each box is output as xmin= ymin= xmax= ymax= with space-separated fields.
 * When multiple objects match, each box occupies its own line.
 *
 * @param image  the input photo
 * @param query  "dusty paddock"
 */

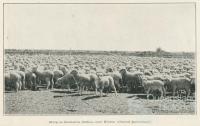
xmin=4 ymin=89 xmax=196 ymax=115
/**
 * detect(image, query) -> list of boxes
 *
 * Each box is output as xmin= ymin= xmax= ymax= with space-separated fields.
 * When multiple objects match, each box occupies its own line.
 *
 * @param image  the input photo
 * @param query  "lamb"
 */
xmin=96 ymin=72 xmax=118 ymax=97
xmin=70 ymin=70 xmax=98 ymax=95
xmin=143 ymin=79 xmax=166 ymax=99
xmin=165 ymin=77 xmax=192 ymax=97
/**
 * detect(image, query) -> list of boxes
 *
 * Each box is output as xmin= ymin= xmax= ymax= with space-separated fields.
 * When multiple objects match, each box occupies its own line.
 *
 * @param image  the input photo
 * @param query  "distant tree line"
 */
xmin=4 ymin=49 xmax=195 ymax=59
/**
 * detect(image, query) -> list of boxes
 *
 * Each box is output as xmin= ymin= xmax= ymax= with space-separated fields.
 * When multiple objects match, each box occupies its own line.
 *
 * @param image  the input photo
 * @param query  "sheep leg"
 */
xmin=18 ymin=81 xmax=22 ymax=90
xmin=84 ymin=84 xmax=88 ymax=94
xmin=50 ymin=78 xmax=54 ymax=90
xmin=32 ymin=77 xmax=37 ymax=90
xmin=76 ymin=84 xmax=79 ymax=91
xmin=22 ymin=79 xmax=26 ymax=90
xmin=37 ymin=77 xmax=41 ymax=85
xmin=78 ymin=86 xmax=81 ymax=96
xmin=112 ymin=85 xmax=118 ymax=96
xmin=67 ymin=84 xmax=71 ymax=92
xmin=79 ymin=84 xmax=83 ymax=96
xmin=100 ymin=89 xmax=103 ymax=97
xmin=99 ymin=82 xmax=103 ymax=97
xmin=68 ymin=85 xmax=71 ymax=92
xmin=26 ymin=80 xmax=30 ymax=89
xmin=15 ymin=82 xmax=20 ymax=92
xmin=31 ymin=78 xmax=34 ymax=90
xmin=162 ymin=87 xmax=166 ymax=97
xmin=25 ymin=79 xmax=28 ymax=89
xmin=172 ymin=87 xmax=176 ymax=96
xmin=94 ymin=81 xmax=98 ymax=95
xmin=29 ymin=81 xmax=33 ymax=90
xmin=76 ymin=85 xmax=80 ymax=92
xmin=106 ymin=89 xmax=109 ymax=96
xmin=46 ymin=81 xmax=50 ymax=90
xmin=127 ymin=83 xmax=130 ymax=92
xmin=186 ymin=88 xmax=191 ymax=97
xmin=81 ymin=86 xmax=84 ymax=95
xmin=160 ymin=89 xmax=164 ymax=99
xmin=146 ymin=88 xmax=151 ymax=99
xmin=95 ymin=88 xmax=98 ymax=96
xmin=53 ymin=78 xmax=57 ymax=86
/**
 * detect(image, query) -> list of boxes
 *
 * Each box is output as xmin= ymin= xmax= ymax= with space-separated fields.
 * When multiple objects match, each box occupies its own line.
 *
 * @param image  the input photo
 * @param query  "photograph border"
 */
xmin=2 ymin=2 xmax=198 ymax=116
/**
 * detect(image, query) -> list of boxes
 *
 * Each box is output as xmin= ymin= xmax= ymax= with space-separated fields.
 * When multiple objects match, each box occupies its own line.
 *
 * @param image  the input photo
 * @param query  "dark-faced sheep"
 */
xmin=53 ymin=70 xmax=64 ymax=85
xmin=5 ymin=72 xmax=21 ymax=92
xmin=55 ymin=73 xmax=77 ymax=90
xmin=119 ymin=69 xmax=143 ymax=93
xmin=59 ymin=66 xmax=69 ymax=75
xmin=32 ymin=66 xmax=54 ymax=89
xmin=24 ymin=71 xmax=37 ymax=90
xmin=20 ymin=66 xmax=37 ymax=90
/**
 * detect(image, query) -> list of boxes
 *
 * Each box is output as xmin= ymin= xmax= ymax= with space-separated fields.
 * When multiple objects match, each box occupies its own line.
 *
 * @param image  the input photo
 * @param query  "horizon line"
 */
xmin=4 ymin=48 xmax=195 ymax=53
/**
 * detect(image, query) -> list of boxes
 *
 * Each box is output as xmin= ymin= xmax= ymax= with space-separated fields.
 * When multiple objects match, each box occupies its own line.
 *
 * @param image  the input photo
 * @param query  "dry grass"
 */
xmin=4 ymin=89 xmax=195 ymax=115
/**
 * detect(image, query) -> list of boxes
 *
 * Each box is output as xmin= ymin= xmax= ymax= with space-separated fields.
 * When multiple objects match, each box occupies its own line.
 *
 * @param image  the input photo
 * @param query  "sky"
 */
xmin=4 ymin=3 xmax=195 ymax=52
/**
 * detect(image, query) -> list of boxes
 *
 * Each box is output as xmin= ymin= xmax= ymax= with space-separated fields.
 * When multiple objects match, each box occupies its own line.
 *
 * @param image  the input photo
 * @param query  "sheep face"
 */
xmin=55 ymin=78 xmax=62 ymax=86
xmin=119 ymin=69 xmax=126 ymax=76
xmin=70 ymin=70 xmax=78 ymax=76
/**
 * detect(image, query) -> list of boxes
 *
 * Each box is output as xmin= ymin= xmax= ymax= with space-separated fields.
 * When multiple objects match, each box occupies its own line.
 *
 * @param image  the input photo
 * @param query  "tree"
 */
xmin=156 ymin=47 xmax=162 ymax=53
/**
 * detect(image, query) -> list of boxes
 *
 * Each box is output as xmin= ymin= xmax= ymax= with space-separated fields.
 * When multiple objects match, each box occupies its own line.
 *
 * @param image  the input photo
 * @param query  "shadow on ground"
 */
xmin=126 ymin=94 xmax=147 ymax=99
xmin=51 ymin=90 xmax=77 ymax=94
xmin=67 ymin=109 xmax=77 ymax=112
xmin=82 ymin=95 xmax=101 ymax=100
xmin=68 ymin=93 xmax=92 ymax=97
xmin=82 ymin=95 xmax=108 ymax=100
xmin=4 ymin=91 xmax=16 ymax=93
xmin=53 ymin=95 xmax=65 ymax=98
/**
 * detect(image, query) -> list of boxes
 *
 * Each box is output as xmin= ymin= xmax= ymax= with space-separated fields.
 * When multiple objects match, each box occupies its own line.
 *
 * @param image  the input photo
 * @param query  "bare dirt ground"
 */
xmin=4 ymin=89 xmax=195 ymax=115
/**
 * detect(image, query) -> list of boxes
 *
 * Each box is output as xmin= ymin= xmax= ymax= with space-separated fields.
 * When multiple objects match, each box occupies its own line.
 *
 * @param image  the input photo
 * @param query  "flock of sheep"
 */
xmin=4 ymin=53 xmax=196 ymax=99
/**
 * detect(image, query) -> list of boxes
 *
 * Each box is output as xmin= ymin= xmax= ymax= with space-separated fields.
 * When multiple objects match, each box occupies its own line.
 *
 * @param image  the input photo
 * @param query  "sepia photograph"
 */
xmin=2 ymin=1 xmax=197 ymax=117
